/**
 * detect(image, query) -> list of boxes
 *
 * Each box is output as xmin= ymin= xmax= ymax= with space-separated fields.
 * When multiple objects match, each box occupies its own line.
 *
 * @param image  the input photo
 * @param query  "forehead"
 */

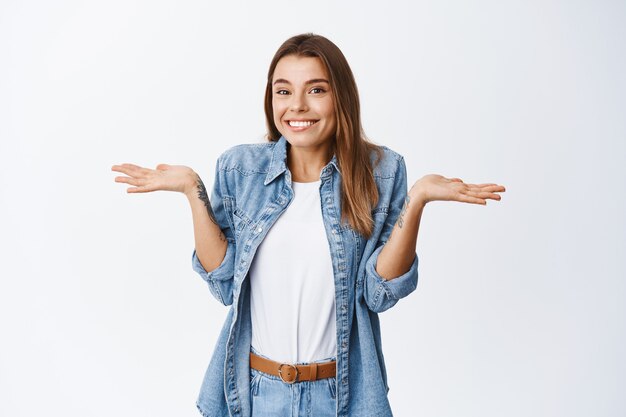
xmin=273 ymin=55 xmax=329 ymax=83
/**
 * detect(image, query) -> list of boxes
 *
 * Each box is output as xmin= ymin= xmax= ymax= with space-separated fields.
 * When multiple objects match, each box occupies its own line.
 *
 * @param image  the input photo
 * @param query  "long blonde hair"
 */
xmin=264 ymin=33 xmax=383 ymax=238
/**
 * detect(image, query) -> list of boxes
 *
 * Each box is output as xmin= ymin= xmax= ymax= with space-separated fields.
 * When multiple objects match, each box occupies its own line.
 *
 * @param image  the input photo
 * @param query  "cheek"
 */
xmin=272 ymin=106 xmax=282 ymax=125
xmin=272 ymin=109 xmax=288 ymax=135
xmin=272 ymin=100 xmax=287 ymax=119
xmin=322 ymin=100 xmax=335 ymax=122
xmin=324 ymin=107 xmax=337 ymax=127
xmin=330 ymin=115 xmax=337 ymax=128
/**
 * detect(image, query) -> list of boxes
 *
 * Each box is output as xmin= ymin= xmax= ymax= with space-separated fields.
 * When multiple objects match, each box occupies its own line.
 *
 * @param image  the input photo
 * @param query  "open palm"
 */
xmin=111 ymin=163 xmax=197 ymax=195
xmin=409 ymin=174 xmax=506 ymax=205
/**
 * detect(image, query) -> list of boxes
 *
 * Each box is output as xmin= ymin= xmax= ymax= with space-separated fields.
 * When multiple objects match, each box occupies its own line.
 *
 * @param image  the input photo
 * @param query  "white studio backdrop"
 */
xmin=1 ymin=0 xmax=625 ymax=416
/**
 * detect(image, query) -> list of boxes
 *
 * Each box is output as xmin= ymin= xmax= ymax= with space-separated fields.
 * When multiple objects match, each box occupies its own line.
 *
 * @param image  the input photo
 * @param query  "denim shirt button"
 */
xmin=256 ymin=227 xmax=263 ymax=233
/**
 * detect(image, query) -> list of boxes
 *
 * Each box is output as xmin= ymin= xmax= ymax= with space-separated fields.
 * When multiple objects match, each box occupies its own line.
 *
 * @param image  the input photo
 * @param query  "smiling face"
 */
xmin=271 ymin=55 xmax=337 ymax=152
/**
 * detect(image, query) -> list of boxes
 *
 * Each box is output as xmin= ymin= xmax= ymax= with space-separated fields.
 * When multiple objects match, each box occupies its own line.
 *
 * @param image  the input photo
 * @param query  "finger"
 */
xmin=466 ymin=184 xmax=506 ymax=193
xmin=113 ymin=164 xmax=154 ymax=178
xmin=449 ymin=177 xmax=463 ymax=183
xmin=114 ymin=176 xmax=131 ymax=183
xmin=455 ymin=193 xmax=487 ymax=205
xmin=115 ymin=176 xmax=147 ymax=187
xmin=111 ymin=164 xmax=132 ymax=174
xmin=156 ymin=163 xmax=170 ymax=171
xmin=126 ymin=181 xmax=161 ymax=193
xmin=112 ymin=164 xmax=141 ymax=176
xmin=120 ymin=163 xmax=143 ymax=170
xmin=462 ymin=190 xmax=502 ymax=200
xmin=127 ymin=186 xmax=154 ymax=193
xmin=482 ymin=186 xmax=506 ymax=193
xmin=468 ymin=183 xmax=499 ymax=187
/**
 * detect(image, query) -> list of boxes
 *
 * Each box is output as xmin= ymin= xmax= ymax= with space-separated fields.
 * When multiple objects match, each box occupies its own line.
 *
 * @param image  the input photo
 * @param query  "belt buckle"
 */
xmin=277 ymin=363 xmax=299 ymax=384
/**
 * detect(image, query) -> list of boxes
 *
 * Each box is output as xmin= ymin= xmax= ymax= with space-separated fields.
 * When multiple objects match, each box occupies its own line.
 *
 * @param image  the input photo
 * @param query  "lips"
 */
xmin=285 ymin=119 xmax=320 ymax=132
xmin=287 ymin=120 xmax=319 ymax=127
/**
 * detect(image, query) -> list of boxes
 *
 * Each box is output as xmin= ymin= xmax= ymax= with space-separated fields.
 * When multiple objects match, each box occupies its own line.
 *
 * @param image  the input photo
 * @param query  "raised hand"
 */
xmin=374 ymin=174 xmax=505 ymax=280
xmin=409 ymin=174 xmax=505 ymax=206
xmin=112 ymin=162 xmax=228 ymax=273
xmin=111 ymin=163 xmax=198 ymax=196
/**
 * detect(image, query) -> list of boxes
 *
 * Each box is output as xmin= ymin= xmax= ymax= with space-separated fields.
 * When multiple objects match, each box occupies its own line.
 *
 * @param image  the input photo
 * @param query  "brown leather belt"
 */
xmin=249 ymin=352 xmax=336 ymax=384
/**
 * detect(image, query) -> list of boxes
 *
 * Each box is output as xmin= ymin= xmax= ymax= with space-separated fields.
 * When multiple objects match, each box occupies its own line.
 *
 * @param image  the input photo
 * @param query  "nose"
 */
xmin=290 ymin=92 xmax=308 ymax=112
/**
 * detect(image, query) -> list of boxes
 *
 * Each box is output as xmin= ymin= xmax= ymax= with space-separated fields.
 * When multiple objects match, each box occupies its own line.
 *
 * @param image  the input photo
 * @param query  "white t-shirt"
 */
xmin=249 ymin=179 xmax=337 ymax=364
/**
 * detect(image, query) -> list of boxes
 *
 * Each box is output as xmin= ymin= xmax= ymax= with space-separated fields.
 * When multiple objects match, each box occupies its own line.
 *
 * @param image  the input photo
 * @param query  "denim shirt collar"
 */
xmin=263 ymin=135 xmax=340 ymax=185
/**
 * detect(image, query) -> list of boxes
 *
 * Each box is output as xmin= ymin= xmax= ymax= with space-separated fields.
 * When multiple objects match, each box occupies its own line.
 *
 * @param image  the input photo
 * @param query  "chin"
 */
xmin=280 ymin=129 xmax=332 ymax=146
xmin=284 ymin=134 xmax=331 ymax=148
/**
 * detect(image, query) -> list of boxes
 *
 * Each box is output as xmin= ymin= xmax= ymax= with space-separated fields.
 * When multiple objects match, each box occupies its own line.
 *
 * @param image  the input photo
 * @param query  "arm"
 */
xmin=374 ymin=194 xmax=422 ymax=280
xmin=188 ymin=158 xmax=237 ymax=305
xmin=187 ymin=173 xmax=228 ymax=273
xmin=363 ymin=160 xmax=506 ymax=313
xmin=363 ymin=157 xmax=419 ymax=313
xmin=381 ymin=173 xmax=507 ymax=279
xmin=111 ymin=161 xmax=236 ymax=305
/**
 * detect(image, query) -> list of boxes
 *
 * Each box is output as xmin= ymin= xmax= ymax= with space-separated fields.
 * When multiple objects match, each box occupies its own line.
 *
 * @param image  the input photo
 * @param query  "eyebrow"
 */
xmin=273 ymin=78 xmax=330 ymax=86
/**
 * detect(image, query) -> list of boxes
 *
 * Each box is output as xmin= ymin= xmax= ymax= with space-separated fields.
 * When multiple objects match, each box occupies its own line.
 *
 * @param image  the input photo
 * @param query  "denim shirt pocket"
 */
xmin=370 ymin=205 xmax=389 ymax=226
xmin=232 ymin=206 xmax=253 ymax=239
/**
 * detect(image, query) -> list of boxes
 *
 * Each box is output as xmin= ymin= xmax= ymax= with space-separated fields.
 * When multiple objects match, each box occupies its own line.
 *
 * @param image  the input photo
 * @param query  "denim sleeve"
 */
xmin=191 ymin=155 xmax=236 ymax=306
xmin=364 ymin=156 xmax=419 ymax=313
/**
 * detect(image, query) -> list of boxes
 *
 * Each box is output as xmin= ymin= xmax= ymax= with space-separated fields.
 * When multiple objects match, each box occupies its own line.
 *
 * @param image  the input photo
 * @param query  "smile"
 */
xmin=287 ymin=120 xmax=319 ymax=127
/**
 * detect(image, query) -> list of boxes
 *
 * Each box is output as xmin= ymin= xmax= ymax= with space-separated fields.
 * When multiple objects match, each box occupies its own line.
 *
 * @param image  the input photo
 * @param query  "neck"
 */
xmin=287 ymin=141 xmax=334 ymax=182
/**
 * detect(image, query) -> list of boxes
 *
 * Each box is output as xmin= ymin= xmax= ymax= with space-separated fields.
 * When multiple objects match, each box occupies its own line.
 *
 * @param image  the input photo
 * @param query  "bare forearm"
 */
xmin=375 ymin=171 xmax=506 ymax=280
xmin=375 ymin=195 xmax=424 ymax=280
xmin=186 ymin=174 xmax=228 ymax=272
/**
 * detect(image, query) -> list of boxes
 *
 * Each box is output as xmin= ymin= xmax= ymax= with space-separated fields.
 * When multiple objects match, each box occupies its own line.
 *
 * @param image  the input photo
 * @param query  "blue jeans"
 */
xmin=250 ymin=347 xmax=337 ymax=417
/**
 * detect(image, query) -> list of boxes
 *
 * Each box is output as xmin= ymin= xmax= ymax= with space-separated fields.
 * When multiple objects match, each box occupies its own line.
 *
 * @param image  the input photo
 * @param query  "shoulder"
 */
xmin=370 ymin=144 xmax=406 ymax=179
xmin=216 ymin=141 xmax=276 ymax=174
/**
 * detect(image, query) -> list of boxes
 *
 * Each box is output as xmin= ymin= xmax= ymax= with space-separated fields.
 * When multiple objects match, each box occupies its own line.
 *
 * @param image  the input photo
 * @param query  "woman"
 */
xmin=112 ymin=33 xmax=505 ymax=417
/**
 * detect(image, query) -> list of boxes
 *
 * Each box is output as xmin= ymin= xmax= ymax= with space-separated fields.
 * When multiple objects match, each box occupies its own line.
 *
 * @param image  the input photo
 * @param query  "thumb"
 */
xmin=156 ymin=163 xmax=170 ymax=171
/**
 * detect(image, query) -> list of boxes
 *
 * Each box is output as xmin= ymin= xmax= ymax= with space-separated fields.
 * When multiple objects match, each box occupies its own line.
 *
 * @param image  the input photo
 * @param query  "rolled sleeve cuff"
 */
xmin=191 ymin=242 xmax=236 ymax=283
xmin=365 ymin=245 xmax=419 ymax=312
xmin=191 ymin=243 xmax=236 ymax=306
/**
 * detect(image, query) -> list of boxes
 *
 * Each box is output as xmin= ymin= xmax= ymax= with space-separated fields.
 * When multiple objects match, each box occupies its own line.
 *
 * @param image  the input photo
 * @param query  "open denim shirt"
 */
xmin=192 ymin=136 xmax=419 ymax=417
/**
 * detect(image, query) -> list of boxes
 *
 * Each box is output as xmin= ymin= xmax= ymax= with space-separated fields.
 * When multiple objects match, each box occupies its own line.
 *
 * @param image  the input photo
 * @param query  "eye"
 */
xmin=275 ymin=89 xmax=289 ymax=95
xmin=310 ymin=87 xmax=326 ymax=94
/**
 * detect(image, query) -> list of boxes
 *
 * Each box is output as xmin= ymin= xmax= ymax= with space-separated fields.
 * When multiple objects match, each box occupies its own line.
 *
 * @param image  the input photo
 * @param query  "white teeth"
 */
xmin=288 ymin=120 xmax=317 ymax=127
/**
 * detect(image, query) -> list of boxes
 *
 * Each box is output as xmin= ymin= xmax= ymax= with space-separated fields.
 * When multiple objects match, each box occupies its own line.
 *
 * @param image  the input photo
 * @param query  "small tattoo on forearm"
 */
xmin=196 ymin=175 xmax=228 ymax=243
xmin=196 ymin=175 xmax=218 ymax=225
xmin=396 ymin=195 xmax=410 ymax=229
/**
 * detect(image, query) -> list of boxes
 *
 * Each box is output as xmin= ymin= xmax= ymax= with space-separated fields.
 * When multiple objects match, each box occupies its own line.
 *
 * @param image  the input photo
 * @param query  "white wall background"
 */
xmin=1 ymin=0 xmax=624 ymax=416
